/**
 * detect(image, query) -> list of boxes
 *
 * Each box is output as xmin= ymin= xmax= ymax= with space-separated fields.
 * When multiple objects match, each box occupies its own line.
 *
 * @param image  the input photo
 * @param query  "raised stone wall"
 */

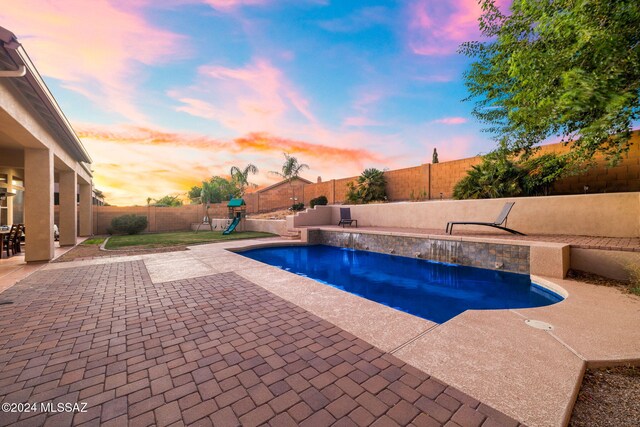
xmin=308 ymin=229 xmax=530 ymax=274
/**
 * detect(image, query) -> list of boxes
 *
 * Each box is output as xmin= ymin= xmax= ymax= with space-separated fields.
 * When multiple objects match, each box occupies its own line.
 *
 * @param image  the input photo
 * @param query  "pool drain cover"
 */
xmin=525 ymin=319 xmax=553 ymax=331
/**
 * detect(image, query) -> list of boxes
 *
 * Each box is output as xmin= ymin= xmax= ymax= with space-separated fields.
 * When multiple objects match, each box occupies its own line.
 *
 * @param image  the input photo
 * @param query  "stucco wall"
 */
xmin=292 ymin=193 xmax=639 ymax=238
xmin=244 ymin=219 xmax=287 ymax=236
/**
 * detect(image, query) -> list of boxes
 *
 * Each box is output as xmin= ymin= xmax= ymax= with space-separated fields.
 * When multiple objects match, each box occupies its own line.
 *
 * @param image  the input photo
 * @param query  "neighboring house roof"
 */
xmin=0 ymin=26 xmax=92 ymax=169
xmin=228 ymin=198 xmax=246 ymax=207
xmin=256 ymin=176 xmax=312 ymax=194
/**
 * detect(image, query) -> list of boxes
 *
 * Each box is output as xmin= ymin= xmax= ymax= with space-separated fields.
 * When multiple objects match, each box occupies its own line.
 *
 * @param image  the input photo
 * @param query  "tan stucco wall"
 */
xmin=244 ymin=219 xmax=287 ymax=236
xmin=289 ymin=193 xmax=640 ymax=238
xmin=571 ymin=248 xmax=640 ymax=281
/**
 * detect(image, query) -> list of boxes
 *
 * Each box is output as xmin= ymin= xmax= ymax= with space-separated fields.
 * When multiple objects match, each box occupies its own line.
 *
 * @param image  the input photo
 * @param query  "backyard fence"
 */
xmin=90 ymin=133 xmax=640 ymax=233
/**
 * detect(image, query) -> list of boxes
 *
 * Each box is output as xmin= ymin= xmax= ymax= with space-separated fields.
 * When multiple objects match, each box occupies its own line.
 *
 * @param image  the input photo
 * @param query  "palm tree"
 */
xmin=230 ymin=163 xmax=259 ymax=196
xmin=346 ymin=168 xmax=387 ymax=203
xmin=270 ymin=153 xmax=309 ymax=205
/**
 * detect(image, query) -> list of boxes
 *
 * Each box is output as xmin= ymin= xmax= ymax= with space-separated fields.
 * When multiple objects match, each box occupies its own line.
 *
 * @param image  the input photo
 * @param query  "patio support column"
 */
xmin=24 ymin=148 xmax=54 ymax=262
xmin=78 ymin=183 xmax=92 ymax=237
xmin=59 ymin=170 xmax=77 ymax=246
xmin=5 ymin=171 xmax=13 ymax=225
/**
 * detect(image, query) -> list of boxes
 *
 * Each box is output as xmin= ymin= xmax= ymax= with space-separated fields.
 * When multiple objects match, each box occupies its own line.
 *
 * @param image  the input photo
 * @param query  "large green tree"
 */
xmin=152 ymin=195 xmax=183 ymax=207
xmin=189 ymin=176 xmax=240 ymax=204
xmin=460 ymin=0 xmax=640 ymax=165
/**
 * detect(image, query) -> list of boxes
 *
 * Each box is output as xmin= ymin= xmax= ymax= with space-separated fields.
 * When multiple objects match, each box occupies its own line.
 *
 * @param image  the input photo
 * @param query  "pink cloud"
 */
xmin=0 ymin=0 xmax=187 ymax=122
xmin=408 ymin=0 xmax=511 ymax=56
xmin=170 ymin=58 xmax=316 ymax=133
xmin=77 ymin=123 xmax=386 ymax=205
xmin=432 ymin=117 xmax=468 ymax=125
xmin=202 ymin=0 xmax=268 ymax=9
xmin=428 ymin=135 xmax=475 ymax=162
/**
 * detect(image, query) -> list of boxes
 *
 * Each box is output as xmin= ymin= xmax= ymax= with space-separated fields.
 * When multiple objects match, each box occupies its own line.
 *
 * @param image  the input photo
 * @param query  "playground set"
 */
xmin=195 ymin=198 xmax=247 ymax=234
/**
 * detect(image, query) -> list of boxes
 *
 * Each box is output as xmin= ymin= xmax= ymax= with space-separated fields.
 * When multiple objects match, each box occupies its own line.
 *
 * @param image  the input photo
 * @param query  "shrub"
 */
xmin=310 ymin=195 xmax=328 ymax=208
xmin=110 ymin=215 xmax=148 ymax=235
xmin=290 ymin=203 xmax=305 ymax=211
xmin=346 ymin=168 xmax=387 ymax=204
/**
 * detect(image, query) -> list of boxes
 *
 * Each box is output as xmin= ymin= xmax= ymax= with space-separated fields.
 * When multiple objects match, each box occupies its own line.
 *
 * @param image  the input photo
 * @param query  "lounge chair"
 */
xmin=338 ymin=208 xmax=358 ymax=228
xmin=446 ymin=202 xmax=525 ymax=235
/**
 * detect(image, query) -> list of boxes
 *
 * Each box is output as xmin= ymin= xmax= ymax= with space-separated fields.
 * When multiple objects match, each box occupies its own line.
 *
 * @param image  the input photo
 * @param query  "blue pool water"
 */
xmin=240 ymin=245 xmax=563 ymax=323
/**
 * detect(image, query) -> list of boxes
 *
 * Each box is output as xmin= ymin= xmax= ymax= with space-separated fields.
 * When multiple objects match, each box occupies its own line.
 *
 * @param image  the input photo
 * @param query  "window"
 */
xmin=11 ymin=176 xmax=24 ymax=187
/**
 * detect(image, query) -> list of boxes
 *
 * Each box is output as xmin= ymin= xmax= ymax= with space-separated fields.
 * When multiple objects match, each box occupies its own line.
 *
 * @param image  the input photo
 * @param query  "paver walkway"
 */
xmin=0 ymin=260 xmax=521 ymax=427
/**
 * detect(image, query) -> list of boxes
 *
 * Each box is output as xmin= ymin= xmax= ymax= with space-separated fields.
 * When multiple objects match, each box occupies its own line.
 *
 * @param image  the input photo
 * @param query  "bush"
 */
xmin=346 ymin=168 xmax=387 ymax=204
xmin=453 ymin=151 xmax=569 ymax=200
xmin=290 ymin=203 xmax=305 ymax=211
xmin=110 ymin=215 xmax=148 ymax=235
xmin=310 ymin=195 xmax=328 ymax=208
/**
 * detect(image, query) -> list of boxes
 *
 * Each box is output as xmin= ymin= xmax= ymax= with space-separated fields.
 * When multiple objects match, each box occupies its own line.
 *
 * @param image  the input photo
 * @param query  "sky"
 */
xmin=1 ymin=0 xmax=511 ymax=205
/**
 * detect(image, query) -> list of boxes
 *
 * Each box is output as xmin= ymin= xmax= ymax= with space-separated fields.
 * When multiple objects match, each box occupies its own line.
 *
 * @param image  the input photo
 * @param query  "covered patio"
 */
xmin=0 ymin=26 xmax=92 ymax=263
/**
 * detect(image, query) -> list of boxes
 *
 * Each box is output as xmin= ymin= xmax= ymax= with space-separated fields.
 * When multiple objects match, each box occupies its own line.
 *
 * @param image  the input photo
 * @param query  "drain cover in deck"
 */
xmin=525 ymin=319 xmax=553 ymax=330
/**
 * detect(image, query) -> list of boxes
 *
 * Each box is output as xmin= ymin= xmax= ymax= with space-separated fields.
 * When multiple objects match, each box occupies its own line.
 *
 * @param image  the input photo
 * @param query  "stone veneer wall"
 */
xmin=308 ymin=229 xmax=530 ymax=274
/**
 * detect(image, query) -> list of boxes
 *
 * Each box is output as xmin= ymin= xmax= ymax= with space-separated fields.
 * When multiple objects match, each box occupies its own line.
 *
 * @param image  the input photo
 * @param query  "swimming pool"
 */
xmin=239 ymin=245 xmax=563 ymax=323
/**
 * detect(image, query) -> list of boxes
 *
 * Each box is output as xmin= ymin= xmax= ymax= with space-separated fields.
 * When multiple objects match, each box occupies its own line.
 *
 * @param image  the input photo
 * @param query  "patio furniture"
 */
xmin=338 ymin=208 xmax=358 ymax=228
xmin=2 ymin=224 xmax=20 ymax=258
xmin=446 ymin=202 xmax=526 ymax=235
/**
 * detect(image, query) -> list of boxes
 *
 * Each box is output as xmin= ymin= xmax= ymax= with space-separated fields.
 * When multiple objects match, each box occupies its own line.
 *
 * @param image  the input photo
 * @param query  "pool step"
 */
xmin=282 ymin=230 xmax=301 ymax=240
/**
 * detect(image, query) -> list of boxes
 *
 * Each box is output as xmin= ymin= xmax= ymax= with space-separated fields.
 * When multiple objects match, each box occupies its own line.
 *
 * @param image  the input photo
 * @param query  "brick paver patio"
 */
xmin=0 ymin=260 xmax=522 ymax=427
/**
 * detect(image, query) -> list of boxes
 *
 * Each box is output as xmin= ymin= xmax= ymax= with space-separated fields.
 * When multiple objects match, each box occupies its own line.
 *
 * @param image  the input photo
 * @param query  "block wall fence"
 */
xmin=92 ymin=133 xmax=640 ymax=233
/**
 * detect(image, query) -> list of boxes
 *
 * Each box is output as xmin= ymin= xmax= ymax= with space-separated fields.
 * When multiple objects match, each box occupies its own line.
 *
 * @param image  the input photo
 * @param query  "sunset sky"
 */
xmin=2 ymin=0 xmax=511 ymax=205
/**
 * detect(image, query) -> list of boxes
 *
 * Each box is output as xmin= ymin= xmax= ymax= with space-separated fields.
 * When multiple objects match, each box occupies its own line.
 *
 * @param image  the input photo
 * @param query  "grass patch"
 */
xmin=105 ymin=231 xmax=276 ymax=250
xmin=82 ymin=237 xmax=106 ymax=245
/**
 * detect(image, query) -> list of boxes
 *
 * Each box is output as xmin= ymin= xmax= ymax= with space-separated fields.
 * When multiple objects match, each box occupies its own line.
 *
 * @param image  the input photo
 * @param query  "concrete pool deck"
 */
xmin=1 ymin=237 xmax=639 ymax=426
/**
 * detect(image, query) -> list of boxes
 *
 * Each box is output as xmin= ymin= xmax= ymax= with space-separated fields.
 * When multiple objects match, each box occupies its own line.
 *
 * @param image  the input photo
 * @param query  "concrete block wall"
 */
xmin=548 ymin=134 xmax=640 ymax=194
xmin=93 ymin=204 xmax=228 ymax=234
xmin=383 ymin=164 xmax=430 ymax=201
xmin=430 ymin=157 xmax=482 ymax=199
xmin=303 ymin=180 xmax=334 ymax=206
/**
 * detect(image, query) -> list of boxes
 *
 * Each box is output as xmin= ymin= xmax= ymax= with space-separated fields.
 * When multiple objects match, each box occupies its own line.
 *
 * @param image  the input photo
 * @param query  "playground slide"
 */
xmin=222 ymin=217 xmax=241 ymax=235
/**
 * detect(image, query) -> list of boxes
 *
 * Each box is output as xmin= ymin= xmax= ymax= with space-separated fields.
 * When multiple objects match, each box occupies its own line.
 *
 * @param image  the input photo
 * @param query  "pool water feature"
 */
xmin=240 ymin=245 xmax=563 ymax=324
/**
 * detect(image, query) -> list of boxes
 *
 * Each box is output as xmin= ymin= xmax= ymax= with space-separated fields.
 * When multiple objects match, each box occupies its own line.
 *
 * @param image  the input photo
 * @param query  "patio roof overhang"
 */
xmin=0 ymin=26 xmax=92 ymax=175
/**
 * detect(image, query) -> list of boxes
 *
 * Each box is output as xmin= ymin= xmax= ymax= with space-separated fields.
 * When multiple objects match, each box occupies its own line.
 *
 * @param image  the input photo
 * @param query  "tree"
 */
xmin=270 ymin=153 xmax=309 ymax=206
xmin=193 ymin=177 xmax=240 ymax=204
xmin=187 ymin=186 xmax=203 ymax=203
xmin=230 ymin=164 xmax=259 ymax=196
xmin=452 ymin=150 xmax=569 ymax=199
xmin=521 ymin=153 xmax=569 ymax=196
xmin=460 ymin=0 xmax=640 ymax=166
xmin=152 ymin=195 xmax=183 ymax=207
xmin=453 ymin=151 xmax=523 ymax=199
xmin=346 ymin=168 xmax=387 ymax=204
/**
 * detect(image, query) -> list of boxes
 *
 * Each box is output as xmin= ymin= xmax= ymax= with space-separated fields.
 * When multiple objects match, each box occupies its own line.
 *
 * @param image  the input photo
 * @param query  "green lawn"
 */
xmin=104 ymin=231 xmax=276 ymax=249
xmin=82 ymin=237 xmax=106 ymax=245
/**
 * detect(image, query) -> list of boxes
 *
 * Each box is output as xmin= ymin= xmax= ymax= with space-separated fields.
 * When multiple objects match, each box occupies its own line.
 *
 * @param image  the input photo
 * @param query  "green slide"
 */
xmin=222 ymin=217 xmax=241 ymax=235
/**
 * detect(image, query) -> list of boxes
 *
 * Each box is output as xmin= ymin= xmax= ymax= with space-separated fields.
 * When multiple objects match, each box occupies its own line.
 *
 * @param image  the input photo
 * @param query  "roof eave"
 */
xmin=0 ymin=27 xmax=93 ymax=167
